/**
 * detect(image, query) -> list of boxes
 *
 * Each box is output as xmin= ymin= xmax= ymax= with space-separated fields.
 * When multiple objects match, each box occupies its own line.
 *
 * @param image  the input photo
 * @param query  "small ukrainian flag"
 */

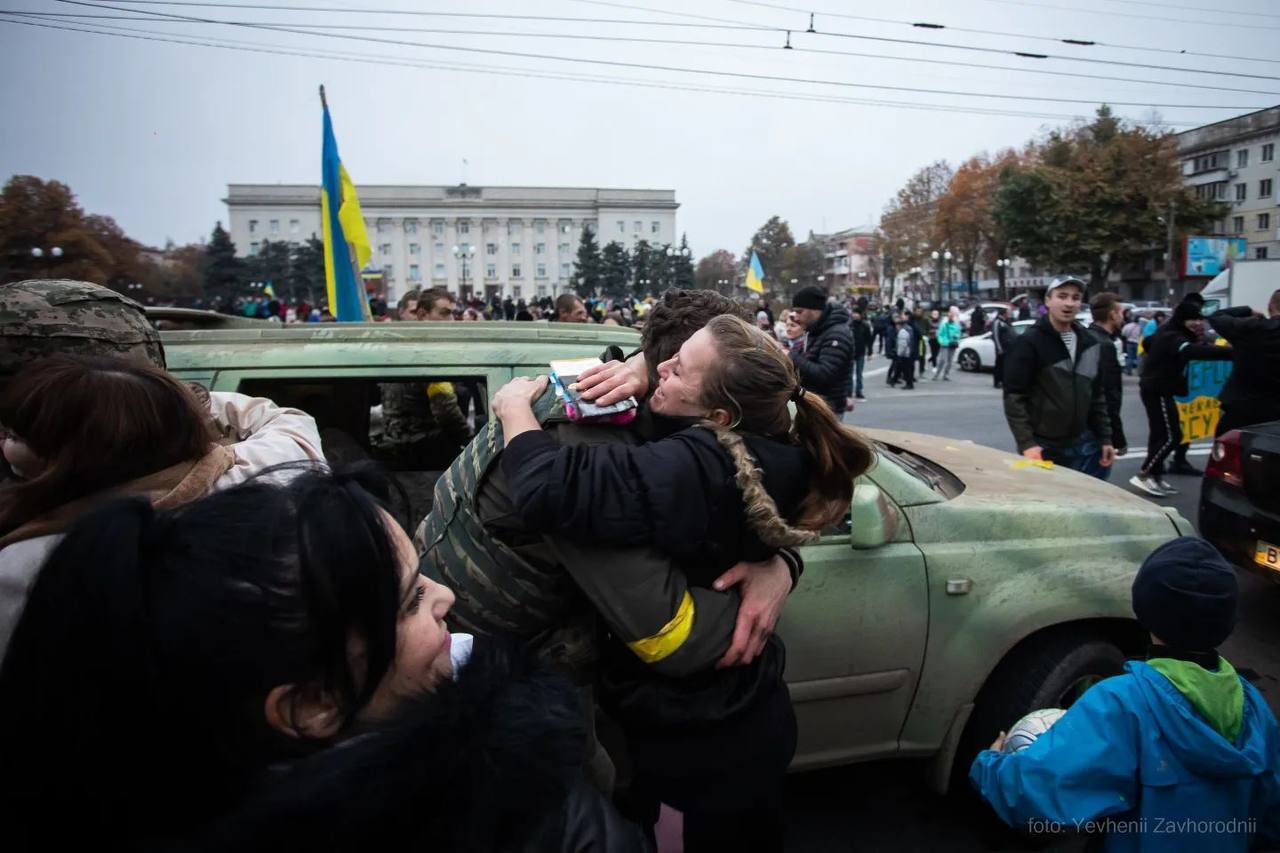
xmin=745 ymin=251 xmax=765 ymax=294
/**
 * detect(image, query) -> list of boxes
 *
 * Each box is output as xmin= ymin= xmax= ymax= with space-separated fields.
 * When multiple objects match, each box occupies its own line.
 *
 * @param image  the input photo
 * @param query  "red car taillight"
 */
xmin=1206 ymin=430 xmax=1244 ymax=487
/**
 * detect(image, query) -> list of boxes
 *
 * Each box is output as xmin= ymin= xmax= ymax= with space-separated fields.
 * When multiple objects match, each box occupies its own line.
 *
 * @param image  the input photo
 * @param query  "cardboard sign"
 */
xmin=1175 ymin=359 xmax=1233 ymax=442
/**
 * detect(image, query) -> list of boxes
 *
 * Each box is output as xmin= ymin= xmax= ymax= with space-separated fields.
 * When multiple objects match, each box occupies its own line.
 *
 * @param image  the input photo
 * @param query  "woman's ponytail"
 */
xmin=790 ymin=391 xmax=875 ymax=529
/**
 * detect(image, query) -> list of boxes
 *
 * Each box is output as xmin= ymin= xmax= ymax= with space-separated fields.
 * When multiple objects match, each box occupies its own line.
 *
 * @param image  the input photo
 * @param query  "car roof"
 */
xmin=146 ymin=306 xmax=281 ymax=330
xmin=161 ymin=320 xmax=642 ymax=371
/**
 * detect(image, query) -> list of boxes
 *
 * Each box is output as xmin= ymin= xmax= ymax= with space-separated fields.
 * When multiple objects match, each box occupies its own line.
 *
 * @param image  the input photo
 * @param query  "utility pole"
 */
xmin=1165 ymin=199 xmax=1175 ymax=301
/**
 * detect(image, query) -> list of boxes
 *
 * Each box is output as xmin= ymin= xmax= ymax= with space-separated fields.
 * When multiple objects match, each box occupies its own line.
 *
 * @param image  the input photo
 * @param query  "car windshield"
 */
xmin=875 ymin=442 xmax=965 ymax=499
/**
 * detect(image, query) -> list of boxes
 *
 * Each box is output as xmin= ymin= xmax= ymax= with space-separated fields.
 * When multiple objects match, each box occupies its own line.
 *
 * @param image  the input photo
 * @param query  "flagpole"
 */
xmin=319 ymin=84 xmax=328 ymax=111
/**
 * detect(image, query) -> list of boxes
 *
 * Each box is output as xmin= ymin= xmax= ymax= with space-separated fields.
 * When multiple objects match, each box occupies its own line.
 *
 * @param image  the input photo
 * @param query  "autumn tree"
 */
xmin=0 ymin=175 xmax=115 ymax=284
xmin=742 ymin=216 xmax=795 ymax=296
xmin=936 ymin=150 xmax=1021 ymax=299
xmin=878 ymin=161 xmax=953 ymax=298
xmin=994 ymin=106 xmax=1223 ymax=290
xmin=695 ymin=249 xmax=739 ymax=294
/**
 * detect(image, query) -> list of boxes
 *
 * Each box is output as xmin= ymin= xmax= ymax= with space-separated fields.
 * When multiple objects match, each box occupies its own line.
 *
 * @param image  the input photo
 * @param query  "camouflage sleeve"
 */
xmin=426 ymin=382 xmax=473 ymax=445
xmin=547 ymin=537 xmax=740 ymax=678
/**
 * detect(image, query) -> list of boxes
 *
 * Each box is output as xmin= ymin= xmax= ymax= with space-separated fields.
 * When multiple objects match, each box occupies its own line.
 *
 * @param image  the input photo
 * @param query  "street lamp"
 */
xmin=664 ymin=244 xmax=690 ymax=287
xmin=995 ymin=258 xmax=1013 ymax=301
xmin=31 ymin=246 xmax=63 ymax=259
xmin=452 ymin=244 xmax=475 ymax=300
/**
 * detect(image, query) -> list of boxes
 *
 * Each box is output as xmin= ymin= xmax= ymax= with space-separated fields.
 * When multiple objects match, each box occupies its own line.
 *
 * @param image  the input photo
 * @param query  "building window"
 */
xmin=486 ymin=264 xmax=497 ymax=279
xmin=538 ymin=285 xmax=548 ymax=297
xmin=248 ymin=219 xmax=258 ymax=234
xmin=378 ymin=221 xmax=392 ymax=233
xmin=432 ymin=222 xmax=445 ymax=236
xmin=1261 ymin=178 xmax=1273 ymax=198
xmin=434 ymin=242 xmax=445 ymax=255
xmin=458 ymin=221 xmax=470 ymax=235
xmin=512 ymin=286 xmax=522 ymax=298
xmin=1260 ymin=213 xmax=1272 ymax=230
xmin=535 ymin=243 xmax=546 ymax=254
xmin=383 ymin=264 xmax=394 ymax=281
xmin=1263 ymin=143 xmax=1275 ymax=162
xmin=536 ymin=221 xmax=545 ymax=234
xmin=511 ymin=242 xmax=521 ymax=255
xmin=1237 ymin=149 xmax=1249 ymax=168
xmin=409 ymin=264 xmax=421 ymax=281
xmin=512 ymin=264 xmax=522 ymax=278
xmin=1257 ymin=247 xmax=1270 ymax=259
xmin=651 ymin=221 xmax=660 ymax=234
xmin=509 ymin=221 xmax=522 ymax=235
xmin=290 ymin=219 xmax=300 ymax=234
xmin=1218 ymin=183 xmax=1228 ymax=200
xmin=1233 ymin=216 xmax=1245 ymax=233
xmin=405 ymin=220 xmax=418 ymax=235
xmin=536 ymin=263 xmax=547 ymax=278
xmin=617 ymin=220 xmax=625 ymax=233
xmin=633 ymin=220 xmax=642 ymax=233
xmin=409 ymin=243 xmax=420 ymax=255
xmin=249 ymin=241 xmax=260 ymax=255
xmin=1236 ymin=183 xmax=1247 ymax=201
xmin=269 ymin=219 xmax=279 ymax=234
xmin=486 ymin=243 xmax=498 ymax=255
xmin=434 ymin=263 xmax=446 ymax=278
xmin=380 ymin=243 xmax=393 ymax=256
xmin=561 ymin=262 xmax=571 ymax=278
xmin=559 ymin=242 xmax=570 ymax=254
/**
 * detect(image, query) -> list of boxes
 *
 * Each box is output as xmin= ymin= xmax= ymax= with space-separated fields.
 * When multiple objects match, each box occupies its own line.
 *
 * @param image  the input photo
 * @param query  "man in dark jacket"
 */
xmin=1086 ymin=292 xmax=1129 ymax=479
xmin=1131 ymin=301 xmax=1233 ymax=497
xmin=1207 ymin=288 xmax=1280 ymax=435
xmin=1002 ymin=277 xmax=1115 ymax=478
xmin=788 ymin=286 xmax=854 ymax=415
xmin=990 ymin=307 xmax=1013 ymax=389
xmin=849 ymin=305 xmax=873 ymax=401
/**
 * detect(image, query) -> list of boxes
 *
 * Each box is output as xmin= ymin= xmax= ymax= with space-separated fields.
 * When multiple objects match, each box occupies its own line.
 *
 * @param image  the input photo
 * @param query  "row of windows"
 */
xmin=399 ymin=262 xmax=568 ymax=281
xmin=1231 ymin=213 xmax=1273 ymax=233
xmin=1234 ymin=143 xmax=1276 ymax=169
xmin=376 ymin=219 xmax=583 ymax=236
xmin=381 ymin=241 xmax=574 ymax=257
xmin=1189 ymin=143 xmax=1274 ymax=175
xmin=616 ymin=220 xmax=662 ymax=235
xmin=248 ymin=219 xmax=300 ymax=235
xmin=1196 ymin=179 xmax=1275 ymax=202
xmin=1237 ymin=178 xmax=1273 ymax=201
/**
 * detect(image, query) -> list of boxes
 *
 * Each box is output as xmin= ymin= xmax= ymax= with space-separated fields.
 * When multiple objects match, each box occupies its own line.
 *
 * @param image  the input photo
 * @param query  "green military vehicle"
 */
xmin=162 ymin=321 xmax=1192 ymax=793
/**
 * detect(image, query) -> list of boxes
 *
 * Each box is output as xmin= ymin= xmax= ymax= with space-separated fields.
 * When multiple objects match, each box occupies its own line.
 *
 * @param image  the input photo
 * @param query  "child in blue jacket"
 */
xmin=970 ymin=537 xmax=1280 ymax=852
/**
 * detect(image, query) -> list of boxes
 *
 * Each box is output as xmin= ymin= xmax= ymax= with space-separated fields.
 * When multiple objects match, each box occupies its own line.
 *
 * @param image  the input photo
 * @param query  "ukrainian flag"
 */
xmin=745 ymin=250 xmax=765 ymax=294
xmin=320 ymin=88 xmax=372 ymax=322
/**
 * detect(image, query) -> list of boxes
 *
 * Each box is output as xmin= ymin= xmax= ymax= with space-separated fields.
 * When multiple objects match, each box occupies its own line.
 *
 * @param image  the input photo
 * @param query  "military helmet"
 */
xmin=0 ymin=279 xmax=165 ymax=386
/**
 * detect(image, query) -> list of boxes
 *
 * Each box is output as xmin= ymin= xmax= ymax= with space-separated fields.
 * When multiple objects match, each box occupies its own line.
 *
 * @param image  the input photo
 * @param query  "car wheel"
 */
xmin=949 ymin=631 xmax=1126 ymax=797
xmin=958 ymin=349 xmax=980 ymax=372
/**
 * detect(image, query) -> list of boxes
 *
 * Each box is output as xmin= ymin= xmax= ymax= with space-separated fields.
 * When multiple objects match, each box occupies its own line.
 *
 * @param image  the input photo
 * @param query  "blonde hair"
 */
xmin=699 ymin=315 xmax=876 ymax=542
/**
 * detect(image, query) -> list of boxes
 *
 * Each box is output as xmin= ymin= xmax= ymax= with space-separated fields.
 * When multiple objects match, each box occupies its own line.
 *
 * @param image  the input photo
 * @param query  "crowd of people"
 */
xmin=0 ymin=277 xmax=1277 ymax=851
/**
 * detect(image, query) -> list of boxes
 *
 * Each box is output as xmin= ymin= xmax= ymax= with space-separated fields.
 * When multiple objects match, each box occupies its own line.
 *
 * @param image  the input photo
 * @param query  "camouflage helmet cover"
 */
xmin=0 ymin=279 xmax=165 ymax=382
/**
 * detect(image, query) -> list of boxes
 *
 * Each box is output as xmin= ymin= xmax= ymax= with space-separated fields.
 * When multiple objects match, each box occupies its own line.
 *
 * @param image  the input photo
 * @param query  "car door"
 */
xmin=779 ymin=464 xmax=929 ymax=770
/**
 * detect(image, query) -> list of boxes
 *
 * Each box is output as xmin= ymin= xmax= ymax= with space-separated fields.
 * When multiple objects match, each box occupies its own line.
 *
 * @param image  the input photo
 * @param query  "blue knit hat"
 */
xmin=1132 ymin=537 xmax=1238 ymax=652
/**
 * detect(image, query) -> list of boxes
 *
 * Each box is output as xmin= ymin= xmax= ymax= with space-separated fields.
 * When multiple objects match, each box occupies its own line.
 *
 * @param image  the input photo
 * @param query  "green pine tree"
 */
xmin=674 ymin=233 xmax=695 ymax=289
xmin=289 ymin=236 xmax=325 ymax=303
xmin=203 ymin=221 xmax=243 ymax=301
xmin=570 ymin=225 xmax=602 ymax=294
xmin=600 ymin=241 xmax=632 ymax=300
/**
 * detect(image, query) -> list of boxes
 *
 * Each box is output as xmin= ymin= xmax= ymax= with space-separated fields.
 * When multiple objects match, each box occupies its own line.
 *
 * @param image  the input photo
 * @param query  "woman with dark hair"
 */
xmin=0 ymin=466 xmax=641 ymax=850
xmin=0 ymin=353 xmax=324 ymax=662
xmin=490 ymin=314 xmax=876 ymax=850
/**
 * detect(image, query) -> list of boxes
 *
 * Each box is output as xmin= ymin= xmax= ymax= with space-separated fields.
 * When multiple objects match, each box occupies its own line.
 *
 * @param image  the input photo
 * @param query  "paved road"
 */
xmin=780 ymin=352 xmax=1279 ymax=851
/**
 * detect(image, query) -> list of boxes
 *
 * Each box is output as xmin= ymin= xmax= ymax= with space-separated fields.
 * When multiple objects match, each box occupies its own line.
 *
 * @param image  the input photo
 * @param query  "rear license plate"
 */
xmin=1255 ymin=540 xmax=1280 ymax=573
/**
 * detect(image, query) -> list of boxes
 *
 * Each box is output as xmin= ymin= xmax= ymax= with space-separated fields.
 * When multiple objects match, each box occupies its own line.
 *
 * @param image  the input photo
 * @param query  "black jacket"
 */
xmin=1002 ymin=317 xmax=1112 ymax=451
xmin=789 ymin=302 xmax=855 ymax=412
xmin=1207 ymin=307 xmax=1280 ymax=421
xmin=1139 ymin=323 xmax=1232 ymax=398
xmin=991 ymin=316 xmax=1014 ymax=356
xmin=187 ymin=641 xmax=644 ymax=852
xmin=850 ymin=314 xmax=873 ymax=358
xmin=1085 ymin=323 xmax=1128 ymax=450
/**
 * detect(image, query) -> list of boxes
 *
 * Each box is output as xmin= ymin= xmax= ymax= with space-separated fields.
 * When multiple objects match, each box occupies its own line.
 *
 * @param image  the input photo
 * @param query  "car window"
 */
xmin=875 ymin=442 xmax=966 ymax=499
xmin=237 ymin=375 xmax=487 ymax=521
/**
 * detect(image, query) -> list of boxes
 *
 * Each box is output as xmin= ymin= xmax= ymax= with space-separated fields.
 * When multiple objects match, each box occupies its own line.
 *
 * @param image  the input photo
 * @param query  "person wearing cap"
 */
xmin=788 ymin=286 xmax=854 ymax=416
xmin=1002 ymin=277 xmax=1115 ymax=478
xmin=970 ymin=537 xmax=1280 ymax=851
xmin=1131 ymin=301 xmax=1232 ymax=497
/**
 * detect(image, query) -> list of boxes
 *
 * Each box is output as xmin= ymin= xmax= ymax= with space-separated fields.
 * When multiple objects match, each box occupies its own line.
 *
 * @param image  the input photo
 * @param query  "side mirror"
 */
xmin=848 ymin=483 xmax=901 ymax=550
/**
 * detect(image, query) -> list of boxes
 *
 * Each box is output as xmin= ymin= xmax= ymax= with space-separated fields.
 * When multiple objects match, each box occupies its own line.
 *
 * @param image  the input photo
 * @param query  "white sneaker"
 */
xmin=1129 ymin=474 xmax=1165 ymax=497
xmin=1156 ymin=478 xmax=1179 ymax=495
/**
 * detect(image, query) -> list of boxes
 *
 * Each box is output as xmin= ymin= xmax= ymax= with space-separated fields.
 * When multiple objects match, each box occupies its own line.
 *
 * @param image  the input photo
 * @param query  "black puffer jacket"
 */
xmin=1139 ymin=307 xmax=1232 ymax=398
xmin=185 ymin=640 xmax=644 ymax=852
xmin=1207 ymin=307 xmax=1280 ymax=420
xmin=1085 ymin=323 xmax=1128 ymax=450
xmin=790 ymin=302 xmax=854 ymax=413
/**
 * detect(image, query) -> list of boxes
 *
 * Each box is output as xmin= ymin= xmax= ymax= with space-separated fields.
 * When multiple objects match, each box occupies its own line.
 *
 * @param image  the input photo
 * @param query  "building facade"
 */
xmin=816 ymin=226 xmax=880 ymax=295
xmin=1177 ymin=105 xmax=1279 ymax=263
xmin=224 ymin=183 xmax=678 ymax=302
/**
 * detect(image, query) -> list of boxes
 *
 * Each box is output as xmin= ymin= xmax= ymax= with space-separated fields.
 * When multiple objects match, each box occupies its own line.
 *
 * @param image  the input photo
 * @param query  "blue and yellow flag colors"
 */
xmin=262 ymin=282 xmax=275 ymax=299
xmin=745 ymin=250 xmax=765 ymax=294
xmin=320 ymin=87 xmax=372 ymax=322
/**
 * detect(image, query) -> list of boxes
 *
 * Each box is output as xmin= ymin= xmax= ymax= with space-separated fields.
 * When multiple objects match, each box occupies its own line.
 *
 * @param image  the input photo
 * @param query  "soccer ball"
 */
xmin=1001 ymin=708 xmax=1066 ymax=754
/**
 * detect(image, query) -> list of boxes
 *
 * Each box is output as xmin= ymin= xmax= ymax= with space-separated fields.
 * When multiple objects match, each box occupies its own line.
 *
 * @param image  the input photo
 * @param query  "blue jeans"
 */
xmin=853 ymin=355 xmax=865 ymax=397
xmin=1124 ymin=341 xmax=1138 ymax=375
xmin=1039 ymin=432 xmax=1109 ymax=480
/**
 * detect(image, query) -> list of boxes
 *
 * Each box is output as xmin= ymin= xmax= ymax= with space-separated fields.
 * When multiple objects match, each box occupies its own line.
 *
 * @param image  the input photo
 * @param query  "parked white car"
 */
xmin=956 ymin=320 xmax=1034 ymax=372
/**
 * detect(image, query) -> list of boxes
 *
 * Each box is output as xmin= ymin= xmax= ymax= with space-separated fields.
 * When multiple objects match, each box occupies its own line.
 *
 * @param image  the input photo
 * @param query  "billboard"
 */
xmin=1184 ymin=237 xmax=1247 ymax=277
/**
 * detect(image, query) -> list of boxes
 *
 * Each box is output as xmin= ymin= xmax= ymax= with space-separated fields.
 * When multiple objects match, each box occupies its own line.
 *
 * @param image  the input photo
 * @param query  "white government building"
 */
xmin=225 ymin=183 xmax=679 ymax=303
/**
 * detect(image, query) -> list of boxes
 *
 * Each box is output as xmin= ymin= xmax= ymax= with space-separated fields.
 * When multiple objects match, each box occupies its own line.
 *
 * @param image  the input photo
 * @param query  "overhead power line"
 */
xmin=19 ymin=10 xmax=1279 ymax=96
xmin=975 ymin=0 xmax=1280 ymax=30
xmin=48 ymin=0 xmax=1280 ymax=103
xmin=0 ymin=13 xmax=1128 ymax=123
xmin=78 ymin=0 xmax=1280 ymax=66
xmin=1101 ymin=0 xmax=1280 ymax=18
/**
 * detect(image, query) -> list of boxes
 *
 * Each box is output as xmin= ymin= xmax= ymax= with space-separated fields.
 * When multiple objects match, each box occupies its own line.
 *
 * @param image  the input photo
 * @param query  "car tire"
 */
xmin=957 ymin=349 xmax=980 ymax=372
xmin=949 ymin=631 xmax=1127 ymax=798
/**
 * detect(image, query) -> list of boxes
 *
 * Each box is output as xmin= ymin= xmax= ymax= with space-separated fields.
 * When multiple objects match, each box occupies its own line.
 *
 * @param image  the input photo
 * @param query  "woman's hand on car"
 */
xmin=574 ymin=354 xmax=649 ymax=406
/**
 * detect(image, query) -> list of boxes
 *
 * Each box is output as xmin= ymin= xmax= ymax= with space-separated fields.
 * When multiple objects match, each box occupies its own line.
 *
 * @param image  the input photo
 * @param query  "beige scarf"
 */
xmin=0 ymin=445 xmax=236 ymax=549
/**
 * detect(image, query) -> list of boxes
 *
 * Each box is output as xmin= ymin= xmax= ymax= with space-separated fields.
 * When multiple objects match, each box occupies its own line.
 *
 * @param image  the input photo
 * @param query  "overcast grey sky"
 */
xmin=1 ymin=0 xmax=1277 ymax=258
